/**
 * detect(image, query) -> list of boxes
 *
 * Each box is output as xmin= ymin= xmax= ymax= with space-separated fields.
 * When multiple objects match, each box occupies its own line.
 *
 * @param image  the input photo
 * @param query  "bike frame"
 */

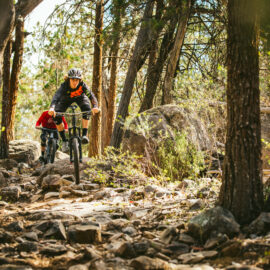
xmin=68 ymin=105 xmax=83 ymax=163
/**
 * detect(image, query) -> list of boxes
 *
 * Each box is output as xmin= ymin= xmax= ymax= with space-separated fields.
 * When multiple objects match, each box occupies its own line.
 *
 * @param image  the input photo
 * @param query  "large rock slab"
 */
xmin=122 ymin=105 xmax=212 ymax=155
xmin=9 ymin=140 xmax=40 ymax=163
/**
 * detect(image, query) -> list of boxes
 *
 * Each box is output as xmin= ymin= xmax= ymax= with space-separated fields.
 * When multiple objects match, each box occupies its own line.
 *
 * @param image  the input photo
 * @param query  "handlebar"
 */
xmin=55 ymin=111 xmax=92 ymax=117
xmin=36 ymin=127 xmax=58 ymax=133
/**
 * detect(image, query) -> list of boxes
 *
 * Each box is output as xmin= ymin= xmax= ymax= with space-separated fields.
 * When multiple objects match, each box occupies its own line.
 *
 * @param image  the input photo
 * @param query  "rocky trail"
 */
xmin=0 ymin=152 xmax=269 ymax=270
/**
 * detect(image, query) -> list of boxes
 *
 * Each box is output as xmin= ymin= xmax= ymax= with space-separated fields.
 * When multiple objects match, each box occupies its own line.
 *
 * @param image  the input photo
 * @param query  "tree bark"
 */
xmin=219 ymin=0 xmax=263 ymax=225
xmin=104 ymin=0 xmax=122 ymax=149
xmin=101 ymin=65 xmax=109 ymax=152
xmin=15 ymin=0 xmax=43 ymax=18
xmin=162 ymin=0 xmax=192 ymax=104
xmin=0 ymin=0 xmax=15 ymax=85
xmin=7 ymin=18 xmax=25 ymax=141
xmin=89 ymin=0 xmax=103 ymax=157
xmin=0 ymin=41 xmax=12 ymax=158
xmin=139 ymin=15 xmax=177 ymax=112
xmin=0 ymin=0 xmax=42 ymax=83
xmin=110 ymin=0 xmax=155 ymax=148
xmin=0 ymin=0 xmax=43 ymax=159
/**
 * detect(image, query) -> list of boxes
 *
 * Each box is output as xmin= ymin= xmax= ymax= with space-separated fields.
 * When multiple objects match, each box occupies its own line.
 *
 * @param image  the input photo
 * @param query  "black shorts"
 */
xmin=40 ymin=129 xmax=59 ymax=145
xmin=54 ymin=95 xmax=91 ymax=124
xmin=55 ymin=95 xmax=91 ymax=112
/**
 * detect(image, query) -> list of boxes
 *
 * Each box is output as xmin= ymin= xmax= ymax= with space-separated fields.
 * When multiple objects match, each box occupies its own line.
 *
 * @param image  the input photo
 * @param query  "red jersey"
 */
xmin=35 ymin=111 xmax=68 ymax=130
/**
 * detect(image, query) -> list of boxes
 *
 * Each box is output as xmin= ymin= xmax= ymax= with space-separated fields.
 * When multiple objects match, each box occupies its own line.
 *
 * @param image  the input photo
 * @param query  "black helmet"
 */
xmin=68 ymin=68 xmax=82 ymax=79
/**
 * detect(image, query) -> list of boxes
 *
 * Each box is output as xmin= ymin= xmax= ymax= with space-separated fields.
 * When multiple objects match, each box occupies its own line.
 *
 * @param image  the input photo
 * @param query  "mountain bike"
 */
xmin=56 ymin=105 xmax=91 ymax=184
xmin=37 ymin=127 xmax=59 ymax=164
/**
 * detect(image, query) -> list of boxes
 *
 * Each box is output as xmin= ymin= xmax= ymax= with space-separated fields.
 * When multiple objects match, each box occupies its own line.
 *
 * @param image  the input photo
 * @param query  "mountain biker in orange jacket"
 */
xmin=35 ymin=110 xmax=68 ymax=162
xmin=48 ymin=68 xmax=99 ymax=152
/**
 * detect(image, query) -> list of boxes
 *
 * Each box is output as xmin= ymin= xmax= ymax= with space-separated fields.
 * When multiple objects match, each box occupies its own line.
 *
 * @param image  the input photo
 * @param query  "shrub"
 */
xmin=155 ymin=131 xmax=205 ymax=181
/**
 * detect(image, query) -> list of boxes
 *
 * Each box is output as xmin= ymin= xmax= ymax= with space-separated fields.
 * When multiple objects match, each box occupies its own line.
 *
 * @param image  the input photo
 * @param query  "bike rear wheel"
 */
xmin=72 ymin=137 xmax=80 ymax=184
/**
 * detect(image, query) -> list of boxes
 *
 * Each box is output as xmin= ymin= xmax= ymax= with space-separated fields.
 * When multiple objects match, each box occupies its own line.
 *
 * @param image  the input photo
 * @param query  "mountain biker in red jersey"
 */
xmin=35 ymin=110 xmax=68 ymax=162
xmin=48 ymin=68 xmax=99 ymax=152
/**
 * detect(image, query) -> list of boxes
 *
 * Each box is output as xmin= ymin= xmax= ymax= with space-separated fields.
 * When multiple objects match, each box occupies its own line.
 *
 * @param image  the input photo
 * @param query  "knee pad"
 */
xmin=53 ymin=115 xmax=63 ymax=125
xmin=40 ymin=133 xmax=47 ymax=143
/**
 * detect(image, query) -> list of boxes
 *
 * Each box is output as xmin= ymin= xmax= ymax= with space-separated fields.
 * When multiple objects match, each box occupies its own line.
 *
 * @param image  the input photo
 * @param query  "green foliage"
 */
xmin=156 ymin=131 xmax=205 ymax=181
xmin=84 ymin=147 xmax=147 ymax=188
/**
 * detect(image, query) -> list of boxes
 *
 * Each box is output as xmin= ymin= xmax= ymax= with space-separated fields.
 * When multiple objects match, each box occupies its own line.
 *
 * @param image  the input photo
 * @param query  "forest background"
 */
xmin=0 ymin=0 xmax=267 ymax=147
xmin=12 ymin=0 xmax=266 ymax=141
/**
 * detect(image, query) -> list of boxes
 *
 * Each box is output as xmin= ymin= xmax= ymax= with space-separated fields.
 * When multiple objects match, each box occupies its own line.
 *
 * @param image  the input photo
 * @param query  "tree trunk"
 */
xmin=0 ymin=0 xmax=15 ymax=84
xmin=0 ymin=0 xmax=42 ymax=83
xmin=15 ymin=0 xmax=43 ymax=18
xmin=139 ymin=15 xmax=177 ymax=112
xmin=0 ymin=0 xmax=42 ymax=159
xmin=8 ymin=18 xmax=25 ymax=141
xmin=89 ymin=0 xmax=103 ymax=157
xmin=101 ymin=65 xmax=109 ymax=153
xmin=110 ymin=0 xmax=155 ymax=148
xmin=0 ymin=41 xmax=12 ymax=158
xmin=104 ymin=0 xmax=122 ymax=149
xmin=162 ymin=0 xmax=192 ymax=104
xmin=219 ymin=0 xmax=263 ymax=225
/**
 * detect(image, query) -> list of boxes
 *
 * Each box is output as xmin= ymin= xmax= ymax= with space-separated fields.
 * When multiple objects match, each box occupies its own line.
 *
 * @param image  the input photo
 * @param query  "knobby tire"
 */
xmin=72 ymin=137 xmax=80 ymax=184
xmin=45 ymin=142 xmax=51 ymax=164
xmin=50 ymin=139 xmax=57 ymax=163
xmin=45 ymin=139 xmax=57 ymax=164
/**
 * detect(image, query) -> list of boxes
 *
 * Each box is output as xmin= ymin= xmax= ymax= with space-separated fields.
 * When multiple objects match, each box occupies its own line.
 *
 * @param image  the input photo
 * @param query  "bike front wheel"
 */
xmin=50 ymin=139 xmax=57 ymax=163
xmin=72 ymin=137 xmax=80 ymax=184
xmin=45 ymin=139 xmax=57 ymax=164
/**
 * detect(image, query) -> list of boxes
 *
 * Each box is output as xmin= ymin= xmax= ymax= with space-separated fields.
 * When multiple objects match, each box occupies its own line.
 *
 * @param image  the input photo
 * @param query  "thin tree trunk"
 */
xmin=162 ymin=0 xmax=192 ymax=104
xmin=101 ymin=65 xmax=109 ymax=152
xmin=110 ymin=0 xmax=155 ymax=148
xmin=0 ymin=41 xmax=12 ymax=158
xmin=219 ymin=0 xmax=263 ymax=224
xmin=0 ymin=0 xmax=15 ymax=85
xmin=89 ymin=0 xmax=103 ymax=157
xmin=104 ymin=0 xmax=122 ymax=149
xmin=8 ymin=17 xmax=25 ymax=141
xmin=139 ymin=16 xmax=177 ymax=112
